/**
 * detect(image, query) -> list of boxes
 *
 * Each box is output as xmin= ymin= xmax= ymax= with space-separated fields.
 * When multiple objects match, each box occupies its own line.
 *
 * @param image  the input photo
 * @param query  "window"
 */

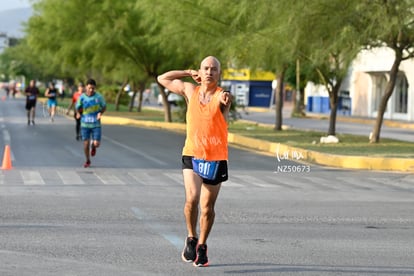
xmin=372 ymin=74 xmax=387 ymax=112
xmin=393 ymin=74 xmax=408 ymax=114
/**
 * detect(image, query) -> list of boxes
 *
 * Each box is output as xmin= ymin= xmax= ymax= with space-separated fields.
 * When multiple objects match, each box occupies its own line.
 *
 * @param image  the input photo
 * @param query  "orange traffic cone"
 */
xmin=1 ymin=145 xmax=12 ymax=170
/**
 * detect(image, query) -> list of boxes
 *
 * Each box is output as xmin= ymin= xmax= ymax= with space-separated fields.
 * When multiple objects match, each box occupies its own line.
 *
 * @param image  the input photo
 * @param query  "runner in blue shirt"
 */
xmin=75 ymin=79 xmax=106 ymax=168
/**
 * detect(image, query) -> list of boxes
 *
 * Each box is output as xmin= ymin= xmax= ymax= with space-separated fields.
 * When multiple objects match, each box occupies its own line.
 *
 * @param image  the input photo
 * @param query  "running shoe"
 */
xmin=91 ymin=145 xmax=96 ymax=157
xmin=181 ymin=237 xmax=198 ymax=262
xmin=83 ymin=160 xmax=91 ymax=168
xmin=193 ymin=244 xmax=209 ymax=267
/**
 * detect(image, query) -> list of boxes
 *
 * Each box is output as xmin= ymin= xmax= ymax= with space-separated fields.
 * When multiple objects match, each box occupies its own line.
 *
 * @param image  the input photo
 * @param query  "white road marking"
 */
xmin=21 ymin=171 xmax=45 ymax=185
xmin=57 ymin=171 xmax=85 ymax=185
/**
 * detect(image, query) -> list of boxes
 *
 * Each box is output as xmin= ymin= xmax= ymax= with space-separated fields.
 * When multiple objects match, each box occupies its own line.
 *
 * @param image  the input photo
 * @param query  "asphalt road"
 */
xmin=1 ymin=94 xmax=414 ymax=276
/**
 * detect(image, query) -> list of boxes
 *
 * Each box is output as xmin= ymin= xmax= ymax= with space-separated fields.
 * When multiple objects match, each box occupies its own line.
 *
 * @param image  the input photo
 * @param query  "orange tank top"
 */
xmin=182 ymin=86 xmax=228 ymax=161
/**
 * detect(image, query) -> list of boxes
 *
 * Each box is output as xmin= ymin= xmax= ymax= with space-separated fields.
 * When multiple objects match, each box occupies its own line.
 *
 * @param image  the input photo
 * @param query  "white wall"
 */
xmin=347 ymin=46 xmax=414 ymax=121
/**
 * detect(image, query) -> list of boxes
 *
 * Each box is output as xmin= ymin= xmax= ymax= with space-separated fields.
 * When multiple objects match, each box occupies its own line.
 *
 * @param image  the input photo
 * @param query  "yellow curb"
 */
xmin=383 ymin=120 xmax=414 ymax=129
xmin=337 ymin=116 xmax=414 ymax=129
xmin=227 ymin=133 xmax=414 ymax=172
xmin=100 ymin=115 xmax=414 ymax=172
xmin=242 ymin=107 xmax=272 ymax=113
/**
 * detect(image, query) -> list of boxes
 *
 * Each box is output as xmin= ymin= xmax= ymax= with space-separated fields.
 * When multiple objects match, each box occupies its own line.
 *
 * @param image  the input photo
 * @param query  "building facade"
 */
xmin=347 ymin=47 xmax=412 ymax=121
xmin=221 ymin=68 xmax=276 ymax=108
xmin=305 ymin=46 xmax=413 ymax=121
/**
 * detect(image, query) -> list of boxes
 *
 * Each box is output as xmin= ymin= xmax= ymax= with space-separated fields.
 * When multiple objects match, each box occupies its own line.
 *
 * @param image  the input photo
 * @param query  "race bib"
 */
xmin=191 ymin=158 xmax=219 ymax=180
xmin=83 ymin=114 xmax=97 ymax=123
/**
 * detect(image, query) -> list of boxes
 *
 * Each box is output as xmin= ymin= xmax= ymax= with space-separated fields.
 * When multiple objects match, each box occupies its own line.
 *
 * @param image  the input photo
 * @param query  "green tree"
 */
xmin=140 ymin=0 xmax=237 ymax=120
xmin=22 ymin=0 xmax=408 ymax=136
xmin=0 ymin=38 xmax=56 ymax=83
xmin=25 ymin=0 xmax=194 ymax=121
xmin=356 ymin=0 xmax=414 ymax=143
xmin=26 ymin=0 xmax=96 ymax=79
xmin=291 ymin=0 xmax=362 ymax=136
xmin=213 ymin=1 xmax=301 ymax=129
xmin=165 ymin=0 xmax=297 ymax=130
xmin=285 ymin=60 xmax=318 ymax=116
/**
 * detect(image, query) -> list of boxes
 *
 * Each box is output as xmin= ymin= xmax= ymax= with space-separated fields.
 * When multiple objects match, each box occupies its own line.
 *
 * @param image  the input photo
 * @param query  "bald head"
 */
xmin=200 ymin=56 xmax=221 ymax=73
xmin=196 ymin=56 xmax=222 ymax=86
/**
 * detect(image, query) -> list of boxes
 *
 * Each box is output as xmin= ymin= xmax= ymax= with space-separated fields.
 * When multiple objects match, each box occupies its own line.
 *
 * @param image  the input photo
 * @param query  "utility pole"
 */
xmin=295 ymin=58 xmax=301 ymax=114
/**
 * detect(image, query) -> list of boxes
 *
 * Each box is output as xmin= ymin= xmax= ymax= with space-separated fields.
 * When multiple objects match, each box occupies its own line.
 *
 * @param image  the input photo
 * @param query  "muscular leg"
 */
xmin=198 ymin=182 xmax=221 ymax=245
xmin=183 ymin=169 xmax=202 ymax=238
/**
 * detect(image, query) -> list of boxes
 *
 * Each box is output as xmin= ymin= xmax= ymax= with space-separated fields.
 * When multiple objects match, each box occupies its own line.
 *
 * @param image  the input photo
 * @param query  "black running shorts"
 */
xmin=25 ymin=100 xmax=37 ymax=110
xmin=182 ymin=155 xmax=228 ymax=185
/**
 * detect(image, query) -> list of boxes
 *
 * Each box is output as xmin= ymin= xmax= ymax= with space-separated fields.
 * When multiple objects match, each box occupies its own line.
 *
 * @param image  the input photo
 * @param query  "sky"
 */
xmin=0 ymin=0 xmax=31 ymax=12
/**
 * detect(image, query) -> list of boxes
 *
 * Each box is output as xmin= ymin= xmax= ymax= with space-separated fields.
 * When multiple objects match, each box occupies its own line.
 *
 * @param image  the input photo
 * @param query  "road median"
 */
xmin=102 ymin=115 xmax=414 ymax=172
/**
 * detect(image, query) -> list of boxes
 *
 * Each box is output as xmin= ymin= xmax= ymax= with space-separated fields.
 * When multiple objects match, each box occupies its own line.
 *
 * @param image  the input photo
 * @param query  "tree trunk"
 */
xmin=274 ymin=68 xmax=286 ymax=130
xmin=316 ymin=65 xmax=342 ymax=136
xmin=157 ymin=83 xmax=172 ymax=122
xmin=129 ymin=81 xmax=138 ymax=112
xmin=115 ymin=79 xmax=128 ymax=111
xmin=128 ymin=91 xmax=137 ymax=112
xmin=370 ymin=51 xmax=402 ymax=143
xmin=328 ymin=86 xmax=339 ymax=135
xmin=299 ymin=88 xmax=305 ymax=115
xmin=135 ymin=81 xmax=146 ymax=112
xmin=294 ymin=59 xmax=301 ymax=114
